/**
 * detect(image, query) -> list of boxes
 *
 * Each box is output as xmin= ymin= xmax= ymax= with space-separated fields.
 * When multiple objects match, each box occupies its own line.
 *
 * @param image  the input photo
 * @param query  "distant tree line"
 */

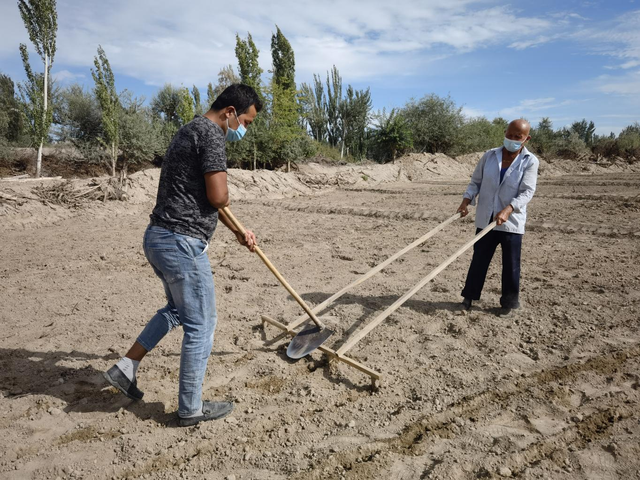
xmin=1 ymin=1 xmax=639 ymax=176
xmin=365 ymin=98 xmax=640 ymax=164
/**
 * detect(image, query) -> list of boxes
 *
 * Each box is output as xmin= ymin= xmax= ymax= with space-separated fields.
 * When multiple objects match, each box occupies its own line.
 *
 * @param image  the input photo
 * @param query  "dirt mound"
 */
xmin=541 ymin=156 xmax=640 ymax=176
xmin=3 ymin=152 xmax=639 ymax=232
xmin=397 ymin=152 xmax=475 ymax=181
xmin=0 ymin=146 xmax=157 ymax=178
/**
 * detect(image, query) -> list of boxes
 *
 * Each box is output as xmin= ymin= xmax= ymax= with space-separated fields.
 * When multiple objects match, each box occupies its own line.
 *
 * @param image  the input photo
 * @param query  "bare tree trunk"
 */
xmin=111 ymin=142 xmax=116 ymax=177
xmin=36 ymin=55 xmax=49 ymax=178
xmin=287 ymin=160 xmax=290 ymax=172
xmin=253 ymin=142 xmax=257 ymax=170
xmin=36 ymin=142 xmax=43 ymax=178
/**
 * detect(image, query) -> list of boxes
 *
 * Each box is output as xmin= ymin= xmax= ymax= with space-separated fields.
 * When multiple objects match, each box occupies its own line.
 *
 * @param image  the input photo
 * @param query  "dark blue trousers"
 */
xmin=461 ymin=228 xmax=523 ymax=309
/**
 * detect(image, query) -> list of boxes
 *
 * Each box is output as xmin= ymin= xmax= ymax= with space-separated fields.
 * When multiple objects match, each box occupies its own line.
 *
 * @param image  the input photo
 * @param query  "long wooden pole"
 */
xmin=221 ymin=207 xmax=325 ymax=329
xmin=286 ymin=212 xmax=462 ymax=331
xmin=335 ymin=221 xmax=497 ymax=357
xmin=261 ymin=315 xmax=381 ymax=381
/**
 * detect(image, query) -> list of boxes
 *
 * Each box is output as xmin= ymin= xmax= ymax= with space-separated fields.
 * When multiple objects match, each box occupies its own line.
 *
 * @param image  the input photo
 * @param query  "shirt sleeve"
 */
xmin=198 ymin=123 xmax=228 ymax=174
xmin=463 ymin=151 xmax=488 ymax=204
xmin=510 ymin=155 xmax=539 ymax=213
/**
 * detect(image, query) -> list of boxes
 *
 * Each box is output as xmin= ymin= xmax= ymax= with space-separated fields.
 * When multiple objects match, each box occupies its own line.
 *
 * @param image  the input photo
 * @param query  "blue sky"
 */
xmin=1 ymin=0 xmax=639 ymax=135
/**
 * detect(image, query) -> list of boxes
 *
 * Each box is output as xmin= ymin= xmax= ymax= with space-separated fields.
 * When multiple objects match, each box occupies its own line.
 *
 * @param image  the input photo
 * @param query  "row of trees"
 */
xmin=2 ymin=0 xmax=639 ymax=176
xmin=364 ymin=97 xmax=640 ymax=163
xmin=528 ymin=118 xmax=640 ymax=161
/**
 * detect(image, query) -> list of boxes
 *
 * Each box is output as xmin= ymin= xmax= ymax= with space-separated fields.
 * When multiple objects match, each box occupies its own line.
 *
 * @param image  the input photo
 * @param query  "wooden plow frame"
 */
xmin=262 ymin=215 xmax=497 ymax=388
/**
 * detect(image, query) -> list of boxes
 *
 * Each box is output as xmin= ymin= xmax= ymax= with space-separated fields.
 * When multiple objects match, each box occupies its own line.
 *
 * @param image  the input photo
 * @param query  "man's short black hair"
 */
xmin=211 ymin=84 xmax=263 ymax=115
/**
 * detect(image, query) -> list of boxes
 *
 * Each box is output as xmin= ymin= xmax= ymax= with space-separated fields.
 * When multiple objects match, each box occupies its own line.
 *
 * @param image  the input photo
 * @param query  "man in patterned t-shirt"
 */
xmin=104 ymin=84 xmax=263 ymax=427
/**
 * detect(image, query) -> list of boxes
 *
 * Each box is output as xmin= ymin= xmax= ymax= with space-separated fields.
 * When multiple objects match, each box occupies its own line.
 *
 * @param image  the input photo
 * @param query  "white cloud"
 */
xmin=0 ymin=0 xmax=557 ymax=87
xmin=461 ymin=106 xmax=486 ymax=119
xmin=52 ymin=70 xmax=86 ymax=84
xmin=573 ymin=10 xmax=640 ymax=72
xmin=498 ymin=97 xmax=582 ymax=118
xmin=518 ymin=98 xmax=557 ymax=109
xmin=3 ymin=0 xmax=635 ymax=133
xmin=620 ymin=60 xmax=640 ymax=69
xmin=593 ymin=71 xmax=640 ymax=95
xmin=509 ymin=34 xmax=561 ymax=50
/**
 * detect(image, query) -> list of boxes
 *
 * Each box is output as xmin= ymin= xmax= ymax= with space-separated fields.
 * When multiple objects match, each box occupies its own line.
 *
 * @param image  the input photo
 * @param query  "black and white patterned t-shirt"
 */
xmin=149 ymin=116 xmax=227 ymax=242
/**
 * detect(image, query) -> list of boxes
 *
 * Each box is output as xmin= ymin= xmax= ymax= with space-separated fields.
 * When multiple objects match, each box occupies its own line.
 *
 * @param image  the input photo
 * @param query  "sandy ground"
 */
xmin=1 ymin=154 xmax=639 ymax=480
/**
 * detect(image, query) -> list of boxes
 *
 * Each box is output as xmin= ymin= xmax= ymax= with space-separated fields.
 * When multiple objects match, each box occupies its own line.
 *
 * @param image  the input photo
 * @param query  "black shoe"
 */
xmin=461 ymin=298 xmax=472 ymax=310
xmin=103 ymin=365 xmax=144 ymax=400
xmin=178 ymin=401 xmax=234 ymax=427
xmin=498 ymin=307 xmax=518 ymax=318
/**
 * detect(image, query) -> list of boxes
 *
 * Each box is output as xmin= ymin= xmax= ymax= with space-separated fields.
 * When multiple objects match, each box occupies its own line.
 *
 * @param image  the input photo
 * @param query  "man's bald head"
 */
xmin=506 ymin=119 xmax=531 ymax=139
xmin=502 ymin=118 xmax=531 ymax=154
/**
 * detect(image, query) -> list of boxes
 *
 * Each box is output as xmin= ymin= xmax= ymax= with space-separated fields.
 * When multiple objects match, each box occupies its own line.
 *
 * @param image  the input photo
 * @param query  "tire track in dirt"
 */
xmin=477 ymin=406 xmax=634 ymax=478
xmin=287 ymin=345 xmax=640 ymax=480
xmin=400 ymin=345 xmax=639 ymax=448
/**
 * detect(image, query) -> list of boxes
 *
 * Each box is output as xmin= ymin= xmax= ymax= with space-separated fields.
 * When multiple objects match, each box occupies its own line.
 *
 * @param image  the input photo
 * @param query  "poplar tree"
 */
xmin=235 ymin=33 xmax=263 ymax=97
xmin=176 ymin=87 xmax=194 ymax=126
xmin=300 ymin=74 xmax=326 ymax=142
xmin=271 ymin=26 xmax=295 ymax=91
xmin=325 ymin=66 xmax=342 ymax=148
xmin=208 ymin=65 xmax=240 ymax=103
xmin=191 ymin=85 xmax=203 ymax=116
xmin=270 ymin=26 xmax=301 ymax=171
xmin=17 ymin=0 xmax=57 ymax=177
xmin=91 ymin=45 xmax=120 ymax=177
xmin=206 ymin=82 xmax=215 ymax=108
xmin=0 ymin=73 xmax=24 ymax=143
xmin=233 ymin=33 xmax=265 ymax=170
xmin=341 ymin=85 xmax=371 ymax=159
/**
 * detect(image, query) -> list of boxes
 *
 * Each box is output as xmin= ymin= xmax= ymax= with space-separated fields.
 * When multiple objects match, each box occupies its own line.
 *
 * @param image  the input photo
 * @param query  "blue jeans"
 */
xmin=137 ymin=225 xmax=217 ymax=417
xmin=461 ymin=228 xmax=523 ymax=309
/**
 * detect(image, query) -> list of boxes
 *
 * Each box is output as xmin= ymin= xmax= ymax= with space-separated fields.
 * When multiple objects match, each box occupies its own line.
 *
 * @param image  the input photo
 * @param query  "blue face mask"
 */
xmin=503 ymin=137 xmax=523 ymax=153
xmin=226 ymin=110 xmax=246 ymax=142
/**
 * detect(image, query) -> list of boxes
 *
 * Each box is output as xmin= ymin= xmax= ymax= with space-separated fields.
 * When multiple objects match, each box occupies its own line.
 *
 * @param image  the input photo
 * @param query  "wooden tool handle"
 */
xmin=287 ymin=212 xmax=462 ymax=331
xmin=221 ymin=207 xmax=324 ymax=328
xmin=335 ymin=221 xmax=497 ymax=356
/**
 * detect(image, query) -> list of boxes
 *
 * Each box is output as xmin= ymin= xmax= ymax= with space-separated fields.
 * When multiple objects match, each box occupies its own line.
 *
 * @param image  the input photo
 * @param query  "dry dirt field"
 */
xmin=1 ymin=155 xmax=639 ymax=480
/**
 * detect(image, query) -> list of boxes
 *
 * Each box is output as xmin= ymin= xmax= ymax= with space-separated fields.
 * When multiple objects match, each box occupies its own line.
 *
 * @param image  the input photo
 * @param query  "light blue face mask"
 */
xmin=503 ymin=137 xmax=523 ymax=153
xmin=226 ymin=110 xmax=246 ymax=142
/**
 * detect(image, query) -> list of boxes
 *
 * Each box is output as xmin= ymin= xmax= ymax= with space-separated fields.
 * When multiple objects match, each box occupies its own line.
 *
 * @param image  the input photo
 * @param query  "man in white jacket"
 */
xmin=456 ymin=119 xmax=539 ymax=315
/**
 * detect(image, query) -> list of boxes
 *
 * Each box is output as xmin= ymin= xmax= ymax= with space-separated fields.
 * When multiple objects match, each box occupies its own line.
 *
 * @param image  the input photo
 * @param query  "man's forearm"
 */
xmin=218 ymin=209 xmax=239 ymax=234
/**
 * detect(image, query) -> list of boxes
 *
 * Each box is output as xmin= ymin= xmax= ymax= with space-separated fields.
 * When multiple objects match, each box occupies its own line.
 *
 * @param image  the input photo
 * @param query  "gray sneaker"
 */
xmin=103 ymin=365 xmax=144 ymax=400
xmin=178 ymin=401 xmax=234 ymax=427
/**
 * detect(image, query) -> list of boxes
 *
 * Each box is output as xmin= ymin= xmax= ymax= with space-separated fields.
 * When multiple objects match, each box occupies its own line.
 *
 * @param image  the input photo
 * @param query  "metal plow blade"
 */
xmin=287 ymin=321 xmax=334 ymax=359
